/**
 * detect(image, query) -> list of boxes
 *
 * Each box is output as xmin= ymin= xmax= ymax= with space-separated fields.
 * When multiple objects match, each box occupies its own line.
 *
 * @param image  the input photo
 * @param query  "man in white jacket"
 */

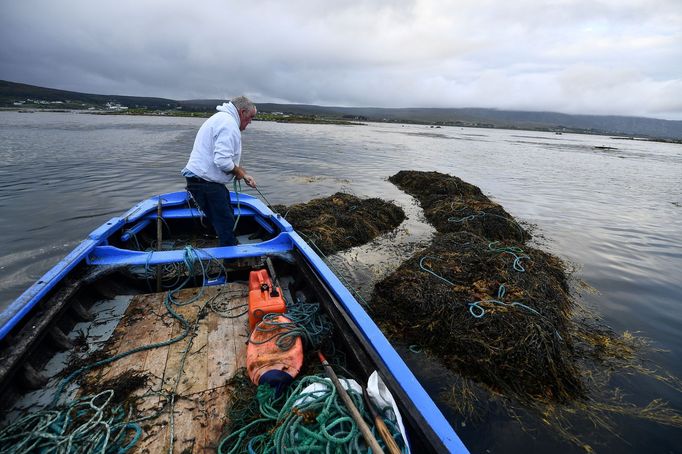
xmin=182 ymin=96 xmax=257 ymax=247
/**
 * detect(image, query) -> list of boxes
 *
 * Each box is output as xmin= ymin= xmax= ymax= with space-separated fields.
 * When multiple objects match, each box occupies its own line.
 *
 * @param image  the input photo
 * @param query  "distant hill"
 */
xmin=2 ymin=80 xmax=681 ymax=140
xmin=0 ymin=80 xmax=179 ymax=110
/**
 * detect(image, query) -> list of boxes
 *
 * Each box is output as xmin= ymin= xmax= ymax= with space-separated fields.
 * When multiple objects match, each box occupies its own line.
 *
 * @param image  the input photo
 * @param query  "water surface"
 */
xmin=1 ymin=111 xmax=680 ymax=452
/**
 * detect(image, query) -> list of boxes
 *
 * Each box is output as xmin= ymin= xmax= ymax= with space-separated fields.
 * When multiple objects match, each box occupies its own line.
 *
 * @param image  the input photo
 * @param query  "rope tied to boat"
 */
xmin=233 ymin=179 xmax=242 ymax=232
xmin=296 ymin=230 xmax=371 ymax=307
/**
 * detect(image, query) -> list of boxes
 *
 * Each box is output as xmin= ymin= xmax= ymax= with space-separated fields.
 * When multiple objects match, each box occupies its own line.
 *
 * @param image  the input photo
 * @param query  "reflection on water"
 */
xmin=0 ymin=111 xmax=681 ymax=452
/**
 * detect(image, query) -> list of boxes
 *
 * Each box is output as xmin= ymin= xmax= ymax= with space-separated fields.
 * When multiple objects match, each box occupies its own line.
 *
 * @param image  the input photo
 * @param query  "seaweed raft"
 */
xmin=375 ymin=171 xmax=579 ymax=403
xmin=275 ymin=192 xmax=406 ymax=255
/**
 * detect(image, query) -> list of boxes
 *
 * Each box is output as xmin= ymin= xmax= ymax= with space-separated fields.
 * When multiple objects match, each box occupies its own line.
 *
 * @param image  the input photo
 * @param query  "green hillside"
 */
xmin=0 ymin=80 xmax=178 ymax=110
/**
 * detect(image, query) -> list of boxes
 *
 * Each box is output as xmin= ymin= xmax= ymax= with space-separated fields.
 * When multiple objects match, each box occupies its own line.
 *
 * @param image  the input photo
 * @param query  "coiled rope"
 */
xmin=218 ymin=375 xmax=407 ymax=454
xmin=0 ymin=391 xmax=140 ymax=454
xmin=248 ymin=298 xmax=333 ymax=351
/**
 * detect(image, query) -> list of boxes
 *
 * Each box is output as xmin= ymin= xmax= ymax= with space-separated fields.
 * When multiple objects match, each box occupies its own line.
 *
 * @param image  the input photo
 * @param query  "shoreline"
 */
xmin=1 ymin=107 xmax=680 ymax=143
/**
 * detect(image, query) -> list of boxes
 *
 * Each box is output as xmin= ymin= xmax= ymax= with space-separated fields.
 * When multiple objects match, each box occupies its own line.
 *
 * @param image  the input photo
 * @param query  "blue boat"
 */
xmin=0 ymin=190 xmax=468 ymax=453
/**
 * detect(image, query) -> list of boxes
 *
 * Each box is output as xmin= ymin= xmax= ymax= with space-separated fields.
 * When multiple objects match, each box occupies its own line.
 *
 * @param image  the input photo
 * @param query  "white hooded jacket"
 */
xmin=183 ymin=102 xmax=242 ymax=184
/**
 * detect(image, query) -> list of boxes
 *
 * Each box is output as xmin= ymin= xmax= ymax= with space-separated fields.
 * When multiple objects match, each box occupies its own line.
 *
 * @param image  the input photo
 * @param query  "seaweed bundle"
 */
xmin=373 ymin=231 xmax=583 ymax=402
xmin=373 ymin=171 xmax=682 ymax=449
xmin=275 ymin=192 xmax=406 ymax=255
xmin=389 ymin=170 xmax=527 ymax=242
xmin=374 ymin=171 xmax=606 ymax=405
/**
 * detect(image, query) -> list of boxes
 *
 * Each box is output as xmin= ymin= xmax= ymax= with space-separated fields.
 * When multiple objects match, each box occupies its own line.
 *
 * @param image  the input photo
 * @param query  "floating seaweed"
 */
xmin=274 ymin=192 xmax=406 ymax=255
xmin=373 ymin=170 xmax=682 ymax=450
xmin=389 ymin=170 xmax=527 ymax=242
xmin=373 ymin=231 xmax=581 ymax=403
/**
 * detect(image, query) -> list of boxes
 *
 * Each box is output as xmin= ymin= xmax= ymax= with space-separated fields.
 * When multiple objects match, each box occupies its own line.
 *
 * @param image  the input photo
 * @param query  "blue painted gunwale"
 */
xmin=1 ymin=191 xmax=468 ymax=453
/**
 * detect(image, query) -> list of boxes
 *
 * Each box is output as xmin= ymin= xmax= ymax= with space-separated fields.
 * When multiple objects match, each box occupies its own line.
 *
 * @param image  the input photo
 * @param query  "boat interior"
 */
xmin=0 ymin=194 xmax=441 ymax=452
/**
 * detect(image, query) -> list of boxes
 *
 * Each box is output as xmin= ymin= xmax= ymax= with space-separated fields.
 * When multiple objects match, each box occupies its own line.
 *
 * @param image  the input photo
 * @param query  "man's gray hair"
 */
xmin=231 ymin=96 xmax=256 ymax=114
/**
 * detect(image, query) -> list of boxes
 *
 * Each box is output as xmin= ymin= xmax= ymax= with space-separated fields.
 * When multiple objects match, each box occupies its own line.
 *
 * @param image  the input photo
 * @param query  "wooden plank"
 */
xmin=176 ymin=309 xmax=209 ymax=396
xmin=207 ymin=284 xmax=249 ymax=390
xmin=79 ymin=284 xmax=253 ymax=453
xmin=141 ymin=386 xmax=233 ymax=454
xmin=160 ymin=291 xmax=202 ymax=394
xmin=202 ymin=386 xmax=232 ymax=452
xmin=167 ymin=394 xmax=201 ymax=453
xmin=233 ymin=311 xmax=249 ymax=371
xmin=100 ymin=295 xmax=154 ymax=377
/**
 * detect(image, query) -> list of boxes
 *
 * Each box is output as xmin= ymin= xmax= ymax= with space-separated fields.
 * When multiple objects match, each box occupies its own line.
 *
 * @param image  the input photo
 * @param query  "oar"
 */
xmin=363 ymin=387 xmax=401 ymax=454
xmin=318 ymin=352 xmax=385 ymax=454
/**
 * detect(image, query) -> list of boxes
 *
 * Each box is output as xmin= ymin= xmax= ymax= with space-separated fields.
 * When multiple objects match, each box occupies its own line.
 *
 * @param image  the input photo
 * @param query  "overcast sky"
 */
xmin=1 ymin=0 xmax=681 ymax=119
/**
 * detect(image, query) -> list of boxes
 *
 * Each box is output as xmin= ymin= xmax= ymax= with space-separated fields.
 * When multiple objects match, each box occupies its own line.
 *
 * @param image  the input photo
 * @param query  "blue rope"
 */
xmin=419 ymin=256 xmax=541 ymax=319
xmin=418 ymin=256 xmax=461 ymax=286
xmin=448 ymin=209 xmax=525 ymax=239
xmin=467 ymin=284 xmax=541 ymax=318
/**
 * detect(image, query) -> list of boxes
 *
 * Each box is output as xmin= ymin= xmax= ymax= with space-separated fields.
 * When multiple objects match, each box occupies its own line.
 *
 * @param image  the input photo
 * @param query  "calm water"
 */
xmin=1 ymin=111 xmax=681 ymax=452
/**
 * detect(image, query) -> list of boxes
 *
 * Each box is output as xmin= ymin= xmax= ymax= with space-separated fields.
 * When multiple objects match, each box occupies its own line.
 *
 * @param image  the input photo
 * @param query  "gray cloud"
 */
xmin=1 ymin=0 xmax=681 ymax=119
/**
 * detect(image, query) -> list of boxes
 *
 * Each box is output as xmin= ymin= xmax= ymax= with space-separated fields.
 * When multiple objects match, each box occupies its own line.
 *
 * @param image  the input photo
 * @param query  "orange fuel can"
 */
xmin=246 ymin=315 xmax=303 ymax=387
xmin=248 ymin=269 xmax=286 ymax=331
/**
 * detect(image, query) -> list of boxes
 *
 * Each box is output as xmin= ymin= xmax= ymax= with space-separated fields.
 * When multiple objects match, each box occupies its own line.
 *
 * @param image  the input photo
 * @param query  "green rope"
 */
xmin=248 ymin=299 xmax=332 ymax=351
xmin=218 ymin=375 xmax=408 ymax=454
xmin=488 ymin=241 xmax=529 ymax=272
xmin=448 ymin=208 xmax=526 ymax=240
xmin=0 ymin=390 xmax=141 ymax=454
xmin=232 ymin=180 xmax=242 ymax=232
xmin=284 ymin=299 xmax=333 ymax=349
xmin=253 ymin=185 xmax=276 ymax=212
xmin=418 ymin=256 xmax=541 ymax=318
xmin=248 ymin=313 xmax=305 ymax=351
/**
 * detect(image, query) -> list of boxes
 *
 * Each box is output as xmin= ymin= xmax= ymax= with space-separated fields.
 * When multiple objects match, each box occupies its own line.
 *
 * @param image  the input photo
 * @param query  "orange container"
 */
xmin=248 ymin=269 xmax=286 ymax=331
xmin=246 ymin=315 xmax=303 ymax=386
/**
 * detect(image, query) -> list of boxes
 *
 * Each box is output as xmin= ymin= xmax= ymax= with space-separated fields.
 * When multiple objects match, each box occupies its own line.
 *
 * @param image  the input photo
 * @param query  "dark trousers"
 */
xmin=186 ymin=178 xmax=238 ymax=247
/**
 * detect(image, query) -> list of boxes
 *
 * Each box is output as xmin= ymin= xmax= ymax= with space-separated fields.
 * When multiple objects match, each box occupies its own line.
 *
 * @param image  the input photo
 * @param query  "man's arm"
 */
xmin=232 ymin=165 xmax=257 ymax=188
xmin=213 ymin=126 xmax=257 ymax=187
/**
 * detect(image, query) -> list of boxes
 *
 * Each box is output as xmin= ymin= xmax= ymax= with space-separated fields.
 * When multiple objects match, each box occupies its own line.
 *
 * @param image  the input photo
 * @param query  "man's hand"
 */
xmin=232 ymin=165 xmax=247 ymax=180
xmin=244 ymin=174 xmax=257 ymax=188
